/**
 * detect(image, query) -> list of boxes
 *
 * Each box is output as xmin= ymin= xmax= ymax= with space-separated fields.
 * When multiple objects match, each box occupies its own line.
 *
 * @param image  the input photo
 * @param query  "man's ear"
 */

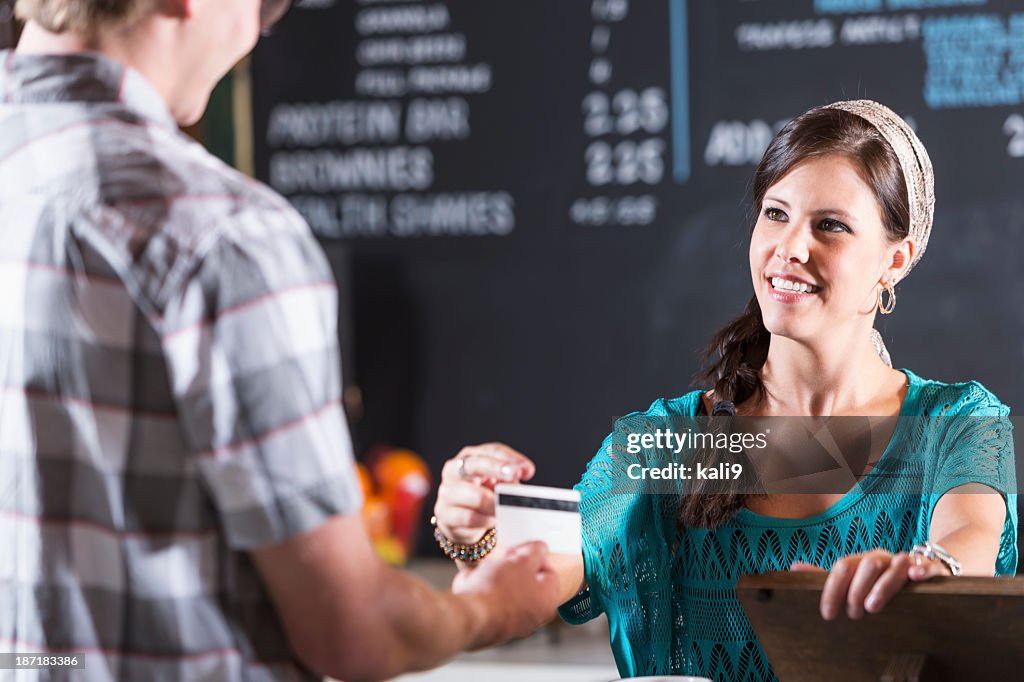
xmin=884 ymin=238 xmax=915 ymax=285
xmin=154 ymin=0 xmax=192 ymax=20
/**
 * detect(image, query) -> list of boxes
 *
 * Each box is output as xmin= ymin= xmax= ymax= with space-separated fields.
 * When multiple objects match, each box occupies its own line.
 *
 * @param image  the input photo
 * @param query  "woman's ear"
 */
xmin=885 ymin=238 xmax=915 ymax=285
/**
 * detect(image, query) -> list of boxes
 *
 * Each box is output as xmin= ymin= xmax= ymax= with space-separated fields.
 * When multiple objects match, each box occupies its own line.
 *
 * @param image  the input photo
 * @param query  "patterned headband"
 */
xmin=824 ymin=99 xmax=935 ymax=278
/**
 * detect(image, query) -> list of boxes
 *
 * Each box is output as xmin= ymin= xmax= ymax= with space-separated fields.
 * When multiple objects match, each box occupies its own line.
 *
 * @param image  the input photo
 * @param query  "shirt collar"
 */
xmin=0 ymin=49 xmax=177 ymax=128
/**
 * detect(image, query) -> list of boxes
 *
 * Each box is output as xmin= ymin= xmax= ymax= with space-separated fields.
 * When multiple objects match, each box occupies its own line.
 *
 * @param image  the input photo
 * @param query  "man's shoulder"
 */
xmin=2 ymin=111 xmax=318 ymax=312
xmin=88 ymin=121 xmax=317 ymax=305
xmin=2 ymin=108 xmax=302 ymax=243
xmin=94 ymin=120 xmax=293 ymax=228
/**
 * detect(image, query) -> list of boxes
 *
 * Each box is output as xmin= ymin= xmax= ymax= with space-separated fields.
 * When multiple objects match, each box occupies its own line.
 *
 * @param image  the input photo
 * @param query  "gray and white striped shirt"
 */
xmin=0 ymin=50 xmax=361 ymax=681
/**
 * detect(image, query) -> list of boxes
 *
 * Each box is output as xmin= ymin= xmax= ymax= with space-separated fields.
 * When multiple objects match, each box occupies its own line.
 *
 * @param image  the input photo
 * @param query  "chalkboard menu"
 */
xmin=252 ymin=0 xmax=1024 ymax=487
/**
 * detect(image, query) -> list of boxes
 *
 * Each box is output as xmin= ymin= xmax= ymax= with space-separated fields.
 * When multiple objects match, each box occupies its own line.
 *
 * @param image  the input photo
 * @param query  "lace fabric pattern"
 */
xmin=558 ymin=370 xmax=1017 ymax=681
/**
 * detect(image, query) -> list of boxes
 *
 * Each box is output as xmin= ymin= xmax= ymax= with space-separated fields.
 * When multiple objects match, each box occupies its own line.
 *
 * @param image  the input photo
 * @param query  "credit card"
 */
xmin=494 ymin=483 xmax=582 ymax=555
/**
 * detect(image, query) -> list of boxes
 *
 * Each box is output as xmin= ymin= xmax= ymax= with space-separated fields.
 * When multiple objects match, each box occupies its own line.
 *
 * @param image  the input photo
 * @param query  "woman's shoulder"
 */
xmin=605 ymin=391 xmax=706 ymax=440
xmin=902 ymin=368 xmax=1010 ymax=417
xmin=625 ymin=390 xmax=706 ymax=419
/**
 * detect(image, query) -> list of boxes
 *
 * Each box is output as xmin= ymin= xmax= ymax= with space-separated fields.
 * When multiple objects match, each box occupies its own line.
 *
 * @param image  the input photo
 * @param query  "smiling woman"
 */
xmin=432 ymin=99 xmax=1017 ymax=681
xmin=680 ymin=101 xmax=930 ymax=529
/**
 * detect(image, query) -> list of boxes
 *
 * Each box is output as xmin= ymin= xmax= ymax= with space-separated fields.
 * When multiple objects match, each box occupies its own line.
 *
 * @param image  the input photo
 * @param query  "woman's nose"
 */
xmin=774 ymin=223 xmax=811 ymax=263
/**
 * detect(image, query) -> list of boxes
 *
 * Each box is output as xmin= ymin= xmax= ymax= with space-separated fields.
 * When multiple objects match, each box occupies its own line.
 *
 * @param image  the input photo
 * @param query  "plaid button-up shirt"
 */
xmin=0 ymin=51 xmax=361 ymax=681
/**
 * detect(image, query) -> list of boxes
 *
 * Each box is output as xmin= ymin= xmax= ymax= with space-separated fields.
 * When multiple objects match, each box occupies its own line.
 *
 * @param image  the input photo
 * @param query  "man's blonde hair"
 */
xmin=15 ymin=0 xmax=155 ymax=34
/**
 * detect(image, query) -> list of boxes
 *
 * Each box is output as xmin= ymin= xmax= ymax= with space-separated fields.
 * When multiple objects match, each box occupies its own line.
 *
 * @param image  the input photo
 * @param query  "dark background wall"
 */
xmin=250 ymin=0 xmax=1024 ymax=517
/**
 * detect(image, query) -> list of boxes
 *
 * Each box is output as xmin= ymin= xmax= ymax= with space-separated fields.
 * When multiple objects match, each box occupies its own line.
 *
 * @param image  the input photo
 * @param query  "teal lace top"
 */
xmin=558 ymin=370 xmax=1017 ymax=680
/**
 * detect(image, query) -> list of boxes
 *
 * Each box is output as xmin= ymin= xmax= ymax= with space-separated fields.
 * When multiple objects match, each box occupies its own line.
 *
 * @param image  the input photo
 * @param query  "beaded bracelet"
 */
xmin=430 ymin=516 xmax=497 ymax=563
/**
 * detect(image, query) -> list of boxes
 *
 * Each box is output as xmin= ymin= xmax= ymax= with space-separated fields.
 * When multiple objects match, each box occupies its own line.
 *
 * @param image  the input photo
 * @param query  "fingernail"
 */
xmin=865 ymin=594 xmax=879 ymax=612
xmin=500 ymin=464 xmax=515 ymax=479
xmin=822 ymin=606 xmax=834 ymax=621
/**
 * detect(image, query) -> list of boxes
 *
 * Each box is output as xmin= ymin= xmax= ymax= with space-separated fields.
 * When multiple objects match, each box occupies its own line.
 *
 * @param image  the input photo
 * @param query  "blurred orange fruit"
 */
xmin=356 ymin=462 xmax=375 ymax=500
xmin=372 ymin=449 xmax=430 ymax=493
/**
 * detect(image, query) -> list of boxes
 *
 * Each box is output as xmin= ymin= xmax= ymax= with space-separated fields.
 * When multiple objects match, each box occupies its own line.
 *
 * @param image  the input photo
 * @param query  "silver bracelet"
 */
xmin=910 ymin=540 xmax=962 ymax=576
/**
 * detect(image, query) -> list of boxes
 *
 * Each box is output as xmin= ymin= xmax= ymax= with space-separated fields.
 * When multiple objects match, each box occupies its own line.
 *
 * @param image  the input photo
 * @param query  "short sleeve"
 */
xmin=559 ymin=432 xmax=616 ymax=624
xmin=559 ymin=404 xmax=675 ymax=625
xmin=925 ymin=383 xmax=1017 ymax=574
xmin=158 ymin=207 xmax=362 ymax=549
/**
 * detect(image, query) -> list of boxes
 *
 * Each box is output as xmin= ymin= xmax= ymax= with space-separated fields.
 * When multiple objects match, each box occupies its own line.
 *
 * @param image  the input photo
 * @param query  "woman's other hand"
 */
xmin=790 ymin=549 xmax=951 ymax=621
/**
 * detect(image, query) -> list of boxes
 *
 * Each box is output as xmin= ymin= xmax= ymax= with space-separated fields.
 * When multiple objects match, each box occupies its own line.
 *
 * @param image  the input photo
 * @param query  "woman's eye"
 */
xmin=819 ymin=218 xmax=851 ymax=233
xmin=764 ymin=207 xmax=787 ymax=222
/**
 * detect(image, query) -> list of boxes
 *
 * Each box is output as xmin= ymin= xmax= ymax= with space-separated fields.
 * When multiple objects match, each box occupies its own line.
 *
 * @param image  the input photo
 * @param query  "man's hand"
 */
xmin=451 ymin=541 xmax=561 ymax=648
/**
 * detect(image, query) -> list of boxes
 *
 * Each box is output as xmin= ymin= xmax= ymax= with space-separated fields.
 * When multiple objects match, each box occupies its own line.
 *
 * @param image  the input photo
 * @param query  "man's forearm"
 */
xmin=253 ymin=515 xmax=557 ymax=682
xmin=252 ymin=515 xmax=498 ymax=682
xmin=316 ymin=562 xmax=500 ymax=682
xmin=358 ymin=564 xmax=495 ymax=679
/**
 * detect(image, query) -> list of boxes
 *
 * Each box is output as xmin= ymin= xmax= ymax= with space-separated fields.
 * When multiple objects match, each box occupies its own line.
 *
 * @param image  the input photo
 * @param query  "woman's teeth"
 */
xmin=771 ymin=277 xmax=820 ymax=294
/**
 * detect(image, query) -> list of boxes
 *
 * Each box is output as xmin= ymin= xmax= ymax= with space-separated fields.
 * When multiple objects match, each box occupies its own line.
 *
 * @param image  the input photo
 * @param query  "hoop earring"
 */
xmin=877 ymin=282 xmax=896 ymax=315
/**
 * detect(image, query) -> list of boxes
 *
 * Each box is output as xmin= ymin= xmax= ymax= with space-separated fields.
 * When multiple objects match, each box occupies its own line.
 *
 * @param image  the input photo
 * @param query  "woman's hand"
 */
xmin=434 ymin=443 xmax=536 ymax=544
xmin=790 ymin=549 xmax=951 ymax=620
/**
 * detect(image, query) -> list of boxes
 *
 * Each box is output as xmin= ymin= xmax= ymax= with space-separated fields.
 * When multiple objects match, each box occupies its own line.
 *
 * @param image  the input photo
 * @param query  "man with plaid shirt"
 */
xmin=0 ymin=1 xmax=560 ymax=680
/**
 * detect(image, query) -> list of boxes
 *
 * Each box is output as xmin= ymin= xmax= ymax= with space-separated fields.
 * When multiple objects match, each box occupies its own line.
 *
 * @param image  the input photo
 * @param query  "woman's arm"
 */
xmin=927 ymin=482 xmax=1007 ymax=574
xmin=793 ymin=483 xmax=1008 ymax=620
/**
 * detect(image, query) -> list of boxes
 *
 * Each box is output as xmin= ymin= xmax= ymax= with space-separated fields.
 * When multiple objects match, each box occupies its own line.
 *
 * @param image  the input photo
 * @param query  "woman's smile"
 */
xmin=767 ymin=273 xmax=822 ymax=301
